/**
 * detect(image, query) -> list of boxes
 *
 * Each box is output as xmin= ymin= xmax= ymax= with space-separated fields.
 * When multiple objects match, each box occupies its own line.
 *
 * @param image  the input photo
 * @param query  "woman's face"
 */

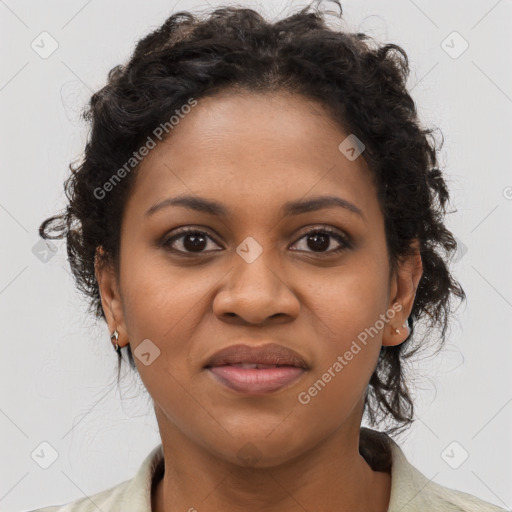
xmin=97 ymin=91 xmax=421 ymax=467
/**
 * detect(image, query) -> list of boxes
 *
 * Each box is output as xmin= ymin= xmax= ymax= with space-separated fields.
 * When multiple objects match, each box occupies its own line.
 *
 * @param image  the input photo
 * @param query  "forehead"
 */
xmin=125 ymin=91 xmax=379 ymax=220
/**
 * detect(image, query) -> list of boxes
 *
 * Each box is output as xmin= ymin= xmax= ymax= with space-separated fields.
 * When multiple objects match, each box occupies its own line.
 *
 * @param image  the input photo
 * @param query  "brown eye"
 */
xmin=162 ymin=228 xmax=222 ymax=254
xmin=290 ymin=227 xmax=351 ymax=255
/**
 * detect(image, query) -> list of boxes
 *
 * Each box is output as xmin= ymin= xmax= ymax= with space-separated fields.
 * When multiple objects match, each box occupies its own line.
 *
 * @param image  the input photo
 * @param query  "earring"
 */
xmin=393 ymin=320 xmax=410 ymax=335
xmin=110 ymin=329 xmax=121 ymax=355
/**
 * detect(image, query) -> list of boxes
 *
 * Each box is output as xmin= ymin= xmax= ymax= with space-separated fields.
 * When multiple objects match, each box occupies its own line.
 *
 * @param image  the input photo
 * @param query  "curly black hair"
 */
xmin=40 ymin=0 xmax=466 ymax=438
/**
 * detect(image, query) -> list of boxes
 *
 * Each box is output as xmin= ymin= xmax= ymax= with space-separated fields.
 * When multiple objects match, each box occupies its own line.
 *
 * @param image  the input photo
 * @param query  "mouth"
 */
xmin=204 ymin=343 xmax=308 ymax=395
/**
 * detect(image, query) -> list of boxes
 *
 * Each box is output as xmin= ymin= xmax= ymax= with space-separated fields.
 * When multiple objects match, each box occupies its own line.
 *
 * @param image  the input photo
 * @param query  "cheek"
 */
xmin=303 ymin=257 xmax=389 ymax=401
xmin=311 ymin=257 xmax=390 ymax=348
xmin=119 ymin=260 xmax=209 ymax=421
xmin=296 ymin=293 xmax=385 ymax=438
xmin=120 ymin=246 xmax=208 ymax=340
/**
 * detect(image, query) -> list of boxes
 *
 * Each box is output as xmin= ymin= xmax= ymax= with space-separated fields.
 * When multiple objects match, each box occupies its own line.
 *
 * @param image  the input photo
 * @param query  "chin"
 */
xmin=202 ymin=430 xmax=311 ymax=469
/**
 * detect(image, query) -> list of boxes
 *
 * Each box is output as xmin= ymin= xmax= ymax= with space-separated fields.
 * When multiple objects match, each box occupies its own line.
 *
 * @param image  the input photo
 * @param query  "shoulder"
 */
xmin=25 ymin=480 xmax=130 ymax=512
xmin=409 ymin=477 xmax=510 ymax=512
xmin=361 ymin=429 xmax=509 ymax=512
xmin=26 ymin=444 xmax=164 ymax=512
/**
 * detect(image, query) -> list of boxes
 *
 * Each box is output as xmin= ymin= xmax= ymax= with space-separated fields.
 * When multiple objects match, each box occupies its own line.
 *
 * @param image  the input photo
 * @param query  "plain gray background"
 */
xmin=1 ymin=0 xmax=511 ymax=510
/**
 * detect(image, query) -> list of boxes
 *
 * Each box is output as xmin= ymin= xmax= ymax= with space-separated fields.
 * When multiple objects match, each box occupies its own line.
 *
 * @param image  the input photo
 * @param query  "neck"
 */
xmin=152 ymin=417 xmax=391 ymax=512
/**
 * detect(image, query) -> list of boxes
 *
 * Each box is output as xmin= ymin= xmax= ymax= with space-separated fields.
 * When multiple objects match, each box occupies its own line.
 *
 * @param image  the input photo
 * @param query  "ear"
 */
xmin=94 ymin=246 xmax=128 ymax=348
xmin=382 ymin=239 xmax=423 ymax=347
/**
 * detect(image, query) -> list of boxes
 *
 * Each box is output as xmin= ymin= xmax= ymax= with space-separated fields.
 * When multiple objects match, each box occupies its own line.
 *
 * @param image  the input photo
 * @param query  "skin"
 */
xmin=96 ymin=91 xmax=423 ymax=512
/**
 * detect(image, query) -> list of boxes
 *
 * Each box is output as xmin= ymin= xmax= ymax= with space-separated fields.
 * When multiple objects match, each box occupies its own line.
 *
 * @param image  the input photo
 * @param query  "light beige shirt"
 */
xmin=29 ymin=431 xmax=507 ymax=512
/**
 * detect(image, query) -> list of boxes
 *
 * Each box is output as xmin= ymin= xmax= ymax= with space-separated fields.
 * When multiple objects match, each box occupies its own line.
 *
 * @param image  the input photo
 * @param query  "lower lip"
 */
xmin=207 ymin=365 xmax=305 ymax=394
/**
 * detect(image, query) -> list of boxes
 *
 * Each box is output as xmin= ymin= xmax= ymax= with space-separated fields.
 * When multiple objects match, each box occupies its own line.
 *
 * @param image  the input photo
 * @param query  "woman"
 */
xmin=31 ymin=1 xmax=507 ymax=511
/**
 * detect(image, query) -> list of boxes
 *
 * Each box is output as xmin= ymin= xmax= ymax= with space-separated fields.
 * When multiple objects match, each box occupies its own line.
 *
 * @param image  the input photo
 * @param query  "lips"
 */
xmin=204 ymin=343 xmax=308 ymax=395
xmin=204 ymin=343 xmax=308 ymax=369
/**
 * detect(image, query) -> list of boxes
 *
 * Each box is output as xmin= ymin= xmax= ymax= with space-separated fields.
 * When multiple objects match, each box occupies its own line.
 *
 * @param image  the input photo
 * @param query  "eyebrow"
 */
xmin=145 ymin=194 xmax=364 ymax=219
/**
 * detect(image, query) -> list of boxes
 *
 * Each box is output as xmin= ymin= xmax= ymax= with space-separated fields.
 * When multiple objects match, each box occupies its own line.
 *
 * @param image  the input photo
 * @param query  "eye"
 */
xmin=289 ymin=226 xmax=351 ymax=255
xmin=161 ymin=225 xmax=351 ymax=256
xmin=161 ymin=227 xmax=223 ymax=255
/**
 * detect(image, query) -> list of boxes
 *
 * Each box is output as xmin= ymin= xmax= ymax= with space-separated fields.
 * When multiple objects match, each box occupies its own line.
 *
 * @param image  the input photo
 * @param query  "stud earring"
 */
xmin=393 ymin=320 xmax=410 ymax=335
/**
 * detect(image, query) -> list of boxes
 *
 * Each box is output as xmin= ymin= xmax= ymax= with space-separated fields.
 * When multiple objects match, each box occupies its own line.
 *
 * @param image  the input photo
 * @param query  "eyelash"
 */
xmin=161 ymin=225 xmax=351 ymax=257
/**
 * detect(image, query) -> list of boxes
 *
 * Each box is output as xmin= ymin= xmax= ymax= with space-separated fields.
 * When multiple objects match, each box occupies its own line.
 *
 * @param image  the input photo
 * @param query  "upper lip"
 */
xmin=204 ymin=343 xmax=308 ymax=369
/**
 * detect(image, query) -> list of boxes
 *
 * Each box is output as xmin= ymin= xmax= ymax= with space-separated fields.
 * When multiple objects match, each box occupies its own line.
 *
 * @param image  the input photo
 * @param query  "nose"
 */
xmin=212 ymin=250 xmax=300 ymax=326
